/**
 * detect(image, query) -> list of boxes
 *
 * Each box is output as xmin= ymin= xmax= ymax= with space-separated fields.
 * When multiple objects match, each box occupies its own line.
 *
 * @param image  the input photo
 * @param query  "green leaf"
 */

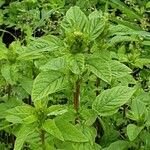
xmin=6 ymin=105 xmax=35 ymax=117
xmin=43 ymin=119 xmax=64 ymax=141
xmin=32 ymin=71 xmax=67 ymax=101
xmin=127 ymin=124 xmax=144 ymax=141
xmin=14 ymin=124 xmax=35 ymax=150
xmin=6 ymin=105 xmax=36 ymax=124
xmin=46 ymin=105 xmax=67 ymax=116
xmin=18 ymin=35 xmax=64 ymax=60
xmin=55 ymin=120 xmax=88 ymax=142
xmin=104 ymin=140 xmax=130 ymax=150
xmin=109 ymin=0 xmax=142 ymax=20
xmin=0 ymin=40 xmax=7 ymax=60
xmin=67 ymin=54 xmax=85 ymax=75
xmin=92 ymin=86 xmax=135 ymax=116
xmin=88 ymin=57 xmax=132 ymax=84
xmin=85 ymin=10 xmax=105 ymax=40
xmin=6 ymin=115 xmax=23 ymax=124
xmin=134 ymin=58 xmax=150 ymax=68
xmin=40 ymin=56 xmax=67 ymax=71
xmin=108 ymin=35 xmax=138 ymax=46
xmin=1 ymin=64 xmax=15 ymax=85
xmin=20 ymin=76 xmax=33 ymax=94
xmin=127 ymin=98 xmax=147 ymax=122
xmin=62 ymin=6 xmax=88 ymax=32
xmin=146 ymin=2 xmax=150 ymax=8
xmin=110 ymin=60 xmax=132 ymax=78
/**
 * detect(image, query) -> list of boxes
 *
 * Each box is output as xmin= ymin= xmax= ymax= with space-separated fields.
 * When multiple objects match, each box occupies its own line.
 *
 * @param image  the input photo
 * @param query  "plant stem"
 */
xmin=95 ymin=78 xmax=103 ymax=143
xmin=73 ymin=78 xmax=81 ymax=112
xmin=95 ymin=77 xmax=100 ymax=96
xmin=40 ymin=130 xmax=45 ymax=150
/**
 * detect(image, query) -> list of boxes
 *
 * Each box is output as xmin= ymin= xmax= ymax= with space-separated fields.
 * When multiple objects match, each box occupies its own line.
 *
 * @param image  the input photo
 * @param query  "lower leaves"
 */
xmin=127 ymin=124 xmax=144 ymax=141
xmin=92 ymin=86 xmax=135 ymax=116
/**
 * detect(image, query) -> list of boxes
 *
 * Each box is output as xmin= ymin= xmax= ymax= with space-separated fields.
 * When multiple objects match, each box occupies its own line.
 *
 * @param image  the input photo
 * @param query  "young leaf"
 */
xmin=85 ymin=10 xmax=106 ymax=41
xmin=127 ymin=124 xmax=144 ymax=141
xmin=42 ymin=119 xmax=64 ymax=141
xmin=62 ymin=6 xmax=88 ymax=32
xmin=67 ymin=54 xmax=85 ymax=75
xmin=92 ymin=86 xmax=135 ymax=116
xmin=32 ymin=71 xmax=67 ymax=101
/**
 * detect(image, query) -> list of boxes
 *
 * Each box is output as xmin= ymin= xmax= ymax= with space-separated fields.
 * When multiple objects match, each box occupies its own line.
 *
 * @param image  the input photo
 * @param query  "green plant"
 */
xmin=0 ymin=1 xmax=150 ymax=150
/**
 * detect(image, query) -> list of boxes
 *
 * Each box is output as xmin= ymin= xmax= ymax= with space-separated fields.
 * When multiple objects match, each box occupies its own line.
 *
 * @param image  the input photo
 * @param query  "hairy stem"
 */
xmin=73 ymin=78 xmax=80 ymax=112
xmin=40 ymin=130 xmax=45 ymax=150
xmin=95 ymin=77 xmax=100 ymax=96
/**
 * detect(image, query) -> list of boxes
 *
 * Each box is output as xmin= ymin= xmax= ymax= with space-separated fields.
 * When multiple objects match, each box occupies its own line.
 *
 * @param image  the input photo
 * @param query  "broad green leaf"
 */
xmin=72 ymin=142 xmax=102 ymax=150
xmin=40 ymin=57 xmax=67 ymax=71
xmin=103 ymin=140 xmax=130 ymax=150
xmin=142 ymin=41 xmax=150 ymax=46
xmin=88 ymin=57 xmax=132 ymax=84
xmin=32 ymin=71 xmax=67 ymax=101
xmin=108 ymin=24 xmax=150 ymax=38
xmin=127 ymin=124 xmax=144 ymax=141
xmin=62 ymin=6 xmax=88 ymax=32
xmin=6 ymin=105 xmax=36 ymax=124
xmin=0 ymin=103 xmax=9 ymax=119
xmin=127 ymin=98 xmax=148 ymax=122
xmin=134 ymin=58 xmax=150 ymax=68
xmin=0 ymin=48 xmax=7 ymax=60
xmin=110 ymin=60 xmax=132 ymax=78
xmin=67 ymin=54 xmax=85 ymax=75
xmin=146 ymin=2 xmax=150 ymax=8
xmin=92 ymin=86 xmax=135 ymax=116
xmin=0 ymin=39 xmax=7 ymax=58
xmin=6 ymin=115 xmax=23 ymax=124
xmin=14 ymin=124 xmax=35 ymax=150
xmin=88 ymin=57 xmax=111 ymax=83
xmin=46 ymin=105 xmax=67 ymax=116
xmin=43 ymin=119 xmax=64 ymax=141
xmin=80 ymin=109 xmax=97 ymax=126
xmin=117 ymin=74 xmax=136 ymax=86
xmin=6 ymin=105 xmax=35 ymax=117
xmin=85 ymin=10 xmax=105 ymax=41
xmin=20 ymin=76 xmax=33 ymax=94
xmin=55 ymin=120 xmax=88 ymax=142
xmin=1 ymin=64 xmax=15 ymax=85
xmin=109 ymin=35 xmax=138 ymax=46
xmin=23 ymin=115 xmax=37 ymax=124
xmin=18 ymin=35 xmax=64 ymax=60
